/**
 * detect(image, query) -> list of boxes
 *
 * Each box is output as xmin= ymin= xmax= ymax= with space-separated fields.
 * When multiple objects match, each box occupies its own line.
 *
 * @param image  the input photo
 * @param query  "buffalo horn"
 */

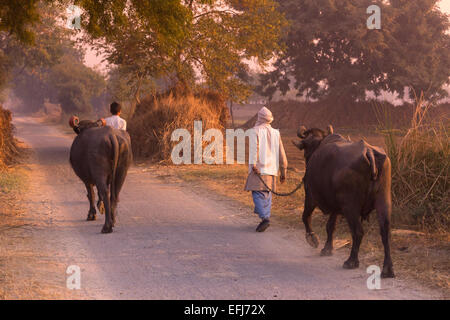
xmin=326 ymin=125 xmax=334 ymax=135
xmin=69 ymin=115 xmax=79 ymax=128
xmin=297 ymin=126 xmax=307 ymax=138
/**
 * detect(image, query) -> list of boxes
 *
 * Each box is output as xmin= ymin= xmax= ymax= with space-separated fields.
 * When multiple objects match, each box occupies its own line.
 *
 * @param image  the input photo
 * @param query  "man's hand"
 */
xmin=280 ymin=173 xmax=286 ymax=184
xmin=96 ymin=118 xmax=106 ymax=127
xmin=252 ymin=166 xmax=260 ymax=175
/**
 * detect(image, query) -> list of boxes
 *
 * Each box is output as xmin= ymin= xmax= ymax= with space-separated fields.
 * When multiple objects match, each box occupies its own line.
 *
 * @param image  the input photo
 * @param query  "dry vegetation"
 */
xmin=0 ymin=105 xmax=19 ymax=168
xmin=0 ymin=105 xmax=30 ymax=298
xmin=376 ymin=97 xmax=449 ymax=233
xmin=0 ymin=166 xmax=29 ymax=299
xmin=128 ymin=89 xmax=228 ymax=162
xmin=0 ymin=164 xmax=83 ymax=299
xmin=0 ymin=105 xmax=56 ymax=299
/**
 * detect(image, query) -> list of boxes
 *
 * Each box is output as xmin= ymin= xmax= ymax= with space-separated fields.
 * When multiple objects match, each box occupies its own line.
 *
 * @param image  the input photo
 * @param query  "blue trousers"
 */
xmin=252 ymin=191 xmax=272 ymax=220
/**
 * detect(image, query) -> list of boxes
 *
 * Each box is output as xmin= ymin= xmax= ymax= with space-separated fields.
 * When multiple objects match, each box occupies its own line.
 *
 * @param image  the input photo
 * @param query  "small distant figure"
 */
xmin=105 ymin=102 xmax=127 ymax=131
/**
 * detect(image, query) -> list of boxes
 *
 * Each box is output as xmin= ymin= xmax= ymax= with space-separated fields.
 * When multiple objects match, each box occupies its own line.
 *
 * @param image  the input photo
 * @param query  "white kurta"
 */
xmin=248 ymin=125 xmax=281 ymax=176
xmin=244 ymin=106 xmax=288 ymax=192
xmin=105 ymin=115 xmax=127 ymax=131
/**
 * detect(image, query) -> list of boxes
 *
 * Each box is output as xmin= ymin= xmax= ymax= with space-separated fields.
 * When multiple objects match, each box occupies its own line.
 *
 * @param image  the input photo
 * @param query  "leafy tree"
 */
xmin=0 ymin=0 xmax=42 ymax=43
xmin=11 ymin=49 xmax=106 ymax=114
xmin=2 ymin=0 xmax=286 ymax=122
xmin=75 ymin=0 xmax=190 ymax=43
xmin=384 ymin=0 xmax=450 ymax=100
xmin=83 ymin=3 xmax=178 ymax=119
xmin=2 ymin=5 xmax=68 ymax=111
xmin=82 ymin=0 xmax=287 ymax=119
xmin=0 ymin=0 xmax=46 ymax=90
xmin=259 ymin=0 xmax=450 ymax=102
xmin=106 ymin=65 xmax=156 ymax=118
xmin=2 ymin=3 xmax=106 ymax=114
xmin=49 ymin=54 xmax=106 ymax=114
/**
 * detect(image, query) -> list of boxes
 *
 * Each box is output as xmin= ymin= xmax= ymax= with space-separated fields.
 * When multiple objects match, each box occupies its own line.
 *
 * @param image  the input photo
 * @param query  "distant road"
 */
xmin=11 ymin=116 xmax=442 ymax=299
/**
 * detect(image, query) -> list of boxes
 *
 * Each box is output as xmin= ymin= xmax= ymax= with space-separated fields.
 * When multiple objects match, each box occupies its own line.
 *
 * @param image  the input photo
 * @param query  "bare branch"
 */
xmin=193 ymin=10 xmax=238 ymax=20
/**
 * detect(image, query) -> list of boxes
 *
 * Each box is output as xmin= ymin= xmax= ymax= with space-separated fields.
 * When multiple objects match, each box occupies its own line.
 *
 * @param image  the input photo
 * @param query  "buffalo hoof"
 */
xmin=86 ymin=213 xmax=96 ymax=221
xmin=97 ymin=201 xmax=105 ymax=215
xmin=320 ymin=247 xmax=333 ymax=256
xmin=101 ymin=225 xmax=113 ymax=234
xmin=381 ymin=266 xmax=395 ymax=278
xmin=343 ymin=258 xmax=359 ymax=269
xmin=305 ymin=232 xmax=320 ymax=248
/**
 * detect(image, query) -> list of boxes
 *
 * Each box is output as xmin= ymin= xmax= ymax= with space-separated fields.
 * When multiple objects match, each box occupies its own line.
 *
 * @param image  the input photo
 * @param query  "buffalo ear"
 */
xmin=292 ymin=140 xmax=304 ymax=150
xmin=297 ymin=126 xmax=307 ymax=138
xmin=326 ymin=125 xmax=333 ymax=135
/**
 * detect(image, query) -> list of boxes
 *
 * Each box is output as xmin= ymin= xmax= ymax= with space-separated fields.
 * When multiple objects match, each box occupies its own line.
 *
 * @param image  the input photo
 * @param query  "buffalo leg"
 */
xmin=321 ymin=213 xmax=338 ymax=256
xmin=96 ymin=186 xmax=105 ymax=214
xmin=109 ymin=161 xmax=128 ymax=228
xmin=85 ymin=183 xmax=96 ymax=221
xmin=302 ymin=194 xmax=319 ymax=248
xmin=375 ymin=199 xmax=395 ymax=278
xmin=343 ymin=209 xmax=364 ymax=269
xmin=97 ymin=182 xmax=113 ymax=234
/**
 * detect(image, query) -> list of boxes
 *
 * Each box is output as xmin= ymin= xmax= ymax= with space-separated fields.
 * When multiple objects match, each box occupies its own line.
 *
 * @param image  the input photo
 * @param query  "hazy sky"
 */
xmin=440 ymin=0 xmax=450 ymax=14
xmin=83 ymin=0 xmax=450 ymax=70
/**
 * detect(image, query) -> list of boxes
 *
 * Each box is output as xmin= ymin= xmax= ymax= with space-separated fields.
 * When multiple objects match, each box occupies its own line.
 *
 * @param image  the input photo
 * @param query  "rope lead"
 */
xmin=255 ymin=172 xmax=304 ymax=196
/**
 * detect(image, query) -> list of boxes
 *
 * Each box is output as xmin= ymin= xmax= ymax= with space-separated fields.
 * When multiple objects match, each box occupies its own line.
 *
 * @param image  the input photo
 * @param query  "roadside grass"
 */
xmin=0 ymin=167 xmax=27 ymax=194
xmin=0 ymin=166 xmax=30 ymax=299
xmin=0 ymin=159 xmax=80 ymax=299
xmin=376 ymin=97 xmax=449 ymax=233
xmin=0 ymin=143 xmax=83 ymax=299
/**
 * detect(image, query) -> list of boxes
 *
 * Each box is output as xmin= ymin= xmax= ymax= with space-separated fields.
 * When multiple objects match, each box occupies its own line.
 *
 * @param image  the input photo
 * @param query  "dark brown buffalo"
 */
xmin=293 ymin=125 xmax=394 ymax=278
xmin=69 ymin=116 xmax=132 ymax=233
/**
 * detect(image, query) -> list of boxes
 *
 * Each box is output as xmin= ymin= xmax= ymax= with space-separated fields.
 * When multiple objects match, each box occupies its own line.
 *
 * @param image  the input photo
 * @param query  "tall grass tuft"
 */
xmin=128 ymin=89 xmax=228 ymax=162
xmin=377 ymin=93 xmax=449 ymax=232
xmin=0 ymin=104 xmax=19 ymax=169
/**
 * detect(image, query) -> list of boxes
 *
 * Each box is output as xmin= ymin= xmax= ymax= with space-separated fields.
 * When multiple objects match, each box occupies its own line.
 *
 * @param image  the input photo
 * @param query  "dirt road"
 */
xmin=6 ymin=116 xmax=442 ymax=299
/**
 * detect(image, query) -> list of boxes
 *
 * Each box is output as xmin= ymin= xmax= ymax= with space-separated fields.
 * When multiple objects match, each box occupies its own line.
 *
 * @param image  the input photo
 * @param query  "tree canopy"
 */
xmin=258 ymin=0 xmax=450 ymax=102
xmin=80 ymin=0 xmax=287 ymax=117
xmin=0 ymin=0 xmax=42 ymax=43
xmin=1 ymin=3 xmax=106 ymax=113
xmin=2 ymin=0 xmax=449 ymax=109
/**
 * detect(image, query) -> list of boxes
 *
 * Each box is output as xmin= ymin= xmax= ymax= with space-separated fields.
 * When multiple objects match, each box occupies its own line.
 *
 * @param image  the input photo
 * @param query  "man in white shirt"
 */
xmin=105 ymin=102 xmax=127 ymax=130
xmin=244 ymin=106 xmax=288 ymax=232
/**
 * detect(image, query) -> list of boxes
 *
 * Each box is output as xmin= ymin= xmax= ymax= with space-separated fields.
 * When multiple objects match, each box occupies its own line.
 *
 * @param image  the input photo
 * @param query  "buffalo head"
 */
xmin=69 ymin=116 xmax=105 ymax=134
xmin=292 ymin=125 xmax=334 ymax=162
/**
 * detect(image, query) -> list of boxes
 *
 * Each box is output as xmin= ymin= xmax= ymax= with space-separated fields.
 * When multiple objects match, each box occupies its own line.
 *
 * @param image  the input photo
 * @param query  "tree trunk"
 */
xmin=230 ymin=101 xmax=235 ymax=129
xmin=127 ymin=76 xmax=142 ymax=122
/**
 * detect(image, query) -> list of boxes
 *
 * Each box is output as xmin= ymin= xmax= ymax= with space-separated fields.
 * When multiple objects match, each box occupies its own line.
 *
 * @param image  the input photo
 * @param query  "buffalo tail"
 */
xmin=110 ymin=134 xmax=119 ymax=202
xmin=366 ymin=148 xmax=378 ymax=181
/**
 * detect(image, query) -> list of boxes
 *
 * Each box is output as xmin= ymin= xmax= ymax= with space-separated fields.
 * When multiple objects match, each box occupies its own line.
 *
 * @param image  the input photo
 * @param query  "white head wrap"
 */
xmin=255 ymin=106 xmax=273 ymax=126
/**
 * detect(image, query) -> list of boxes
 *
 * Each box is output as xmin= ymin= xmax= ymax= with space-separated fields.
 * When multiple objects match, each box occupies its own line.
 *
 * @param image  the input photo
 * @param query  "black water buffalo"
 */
xmin=69 ymin=116 xmax=132 ymax=233
xmin=293 ymin=125 xmax=394 ymax=278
